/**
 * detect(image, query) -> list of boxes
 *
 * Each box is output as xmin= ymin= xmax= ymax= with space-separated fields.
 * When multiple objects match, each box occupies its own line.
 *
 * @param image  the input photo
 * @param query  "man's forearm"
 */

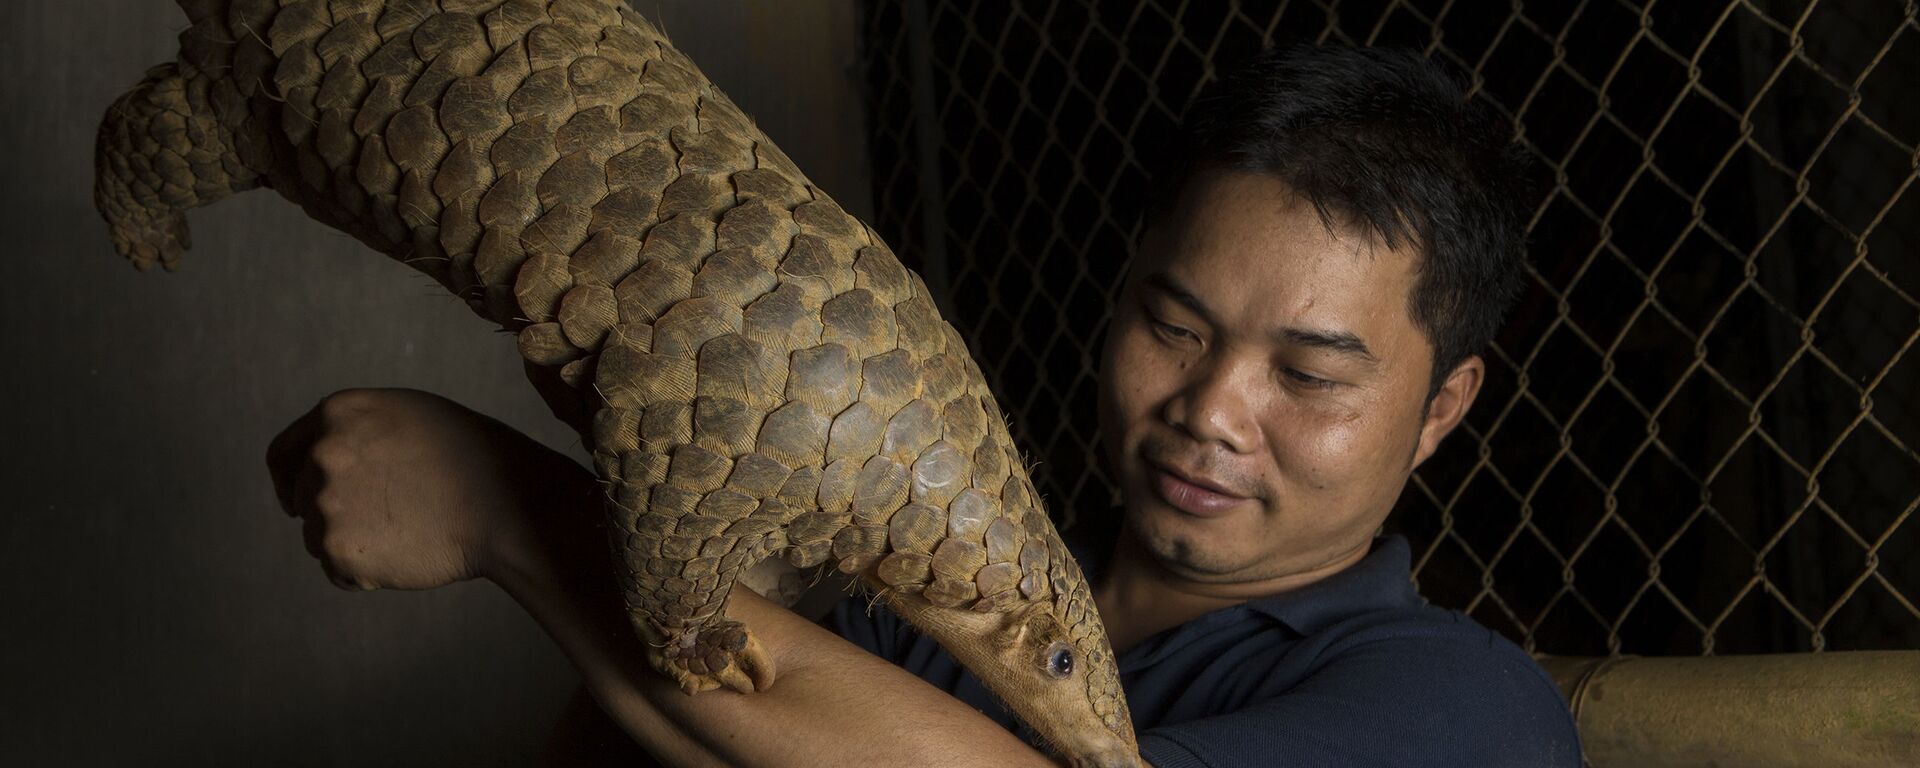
xmin=495 ymin=550 xmax=723 ymax=766
xmin=489 ymin=473 xmax=1057 ymax=767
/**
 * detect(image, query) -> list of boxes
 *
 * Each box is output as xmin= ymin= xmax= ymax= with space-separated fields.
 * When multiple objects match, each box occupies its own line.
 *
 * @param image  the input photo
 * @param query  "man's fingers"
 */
xmin=317 ymin=556 xmax=363 ymax=591
xmin=287 ymin=454 xmax=324 ymax=525
xmin=266 ymin=405 xmax=324 ymax=516
xmin=300 ymin=508 xmax=327 ymax=558
xmin=265 ymin=402 xmax=322 ymax=476
xmin=303 ymin=503 xmax=374 ymax=591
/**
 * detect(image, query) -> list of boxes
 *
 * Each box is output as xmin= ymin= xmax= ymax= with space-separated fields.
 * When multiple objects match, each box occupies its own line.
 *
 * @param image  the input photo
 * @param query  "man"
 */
xmin=269 ymin=45 xmax=1582 ymax=766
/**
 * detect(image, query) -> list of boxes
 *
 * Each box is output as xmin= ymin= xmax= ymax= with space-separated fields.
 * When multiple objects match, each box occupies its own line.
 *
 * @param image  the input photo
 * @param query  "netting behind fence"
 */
xmin=862 ymin=0 xmax=1919 ymax=656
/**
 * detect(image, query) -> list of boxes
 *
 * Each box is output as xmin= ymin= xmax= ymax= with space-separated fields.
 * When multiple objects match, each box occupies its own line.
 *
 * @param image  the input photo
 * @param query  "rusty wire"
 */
xmin=863 ymin=0 xmax=1918 ymax=656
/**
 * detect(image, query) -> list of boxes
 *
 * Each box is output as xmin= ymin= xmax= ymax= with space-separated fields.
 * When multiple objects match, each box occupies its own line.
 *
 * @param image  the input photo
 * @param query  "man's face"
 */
xmin=1097 ymin=169 xmax=1480 ymax=583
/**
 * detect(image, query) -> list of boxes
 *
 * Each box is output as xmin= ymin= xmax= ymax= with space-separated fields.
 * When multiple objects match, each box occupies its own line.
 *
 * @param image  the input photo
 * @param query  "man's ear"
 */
xmin=1412 ymin=355 xmax=1485 ymax=469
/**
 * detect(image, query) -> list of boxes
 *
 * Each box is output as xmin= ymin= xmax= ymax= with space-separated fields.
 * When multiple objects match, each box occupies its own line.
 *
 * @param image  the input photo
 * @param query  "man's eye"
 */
xmin=1150 ymin=319 xmax=1196 ymax=341
xmin=1285 ymin=368 xmax=1336 ymax=389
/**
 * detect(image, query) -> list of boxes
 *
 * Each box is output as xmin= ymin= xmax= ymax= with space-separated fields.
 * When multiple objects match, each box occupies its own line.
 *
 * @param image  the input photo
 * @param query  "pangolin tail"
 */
xmin=94 ymin=62 xmax=258 ymax=272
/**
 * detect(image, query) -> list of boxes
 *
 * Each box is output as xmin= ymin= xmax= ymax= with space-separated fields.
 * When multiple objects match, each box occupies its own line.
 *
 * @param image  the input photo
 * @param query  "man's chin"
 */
xmin=1128 ymin=504 xmax=1260 ymax=577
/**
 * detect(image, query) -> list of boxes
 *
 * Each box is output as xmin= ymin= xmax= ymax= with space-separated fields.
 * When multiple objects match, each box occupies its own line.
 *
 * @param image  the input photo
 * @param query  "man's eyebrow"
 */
xmin=1143 ymin=271 xmax=1212 ymax=321
xmin=1280 ymin=328 xmax=1378 ymax=363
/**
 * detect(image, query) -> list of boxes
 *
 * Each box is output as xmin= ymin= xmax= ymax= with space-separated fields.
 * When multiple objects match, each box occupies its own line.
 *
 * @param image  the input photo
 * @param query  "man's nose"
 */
xmin=1161 ymin=354 xmax=1259 ymax=454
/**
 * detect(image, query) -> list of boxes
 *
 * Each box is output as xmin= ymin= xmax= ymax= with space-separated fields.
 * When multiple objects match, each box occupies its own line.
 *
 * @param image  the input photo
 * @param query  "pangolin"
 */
xmin=94 ymin=1 xmax=1137 ymax=764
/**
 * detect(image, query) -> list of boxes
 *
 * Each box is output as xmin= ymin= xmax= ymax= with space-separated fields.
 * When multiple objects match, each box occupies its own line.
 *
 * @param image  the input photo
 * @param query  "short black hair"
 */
xmin=1147 ymin=44 xmax=1535 ymax=397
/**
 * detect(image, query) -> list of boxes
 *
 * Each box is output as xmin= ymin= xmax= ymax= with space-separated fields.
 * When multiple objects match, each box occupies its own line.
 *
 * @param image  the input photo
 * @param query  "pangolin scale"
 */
xmin=94 ymin=0 xmax=1136 ymax=764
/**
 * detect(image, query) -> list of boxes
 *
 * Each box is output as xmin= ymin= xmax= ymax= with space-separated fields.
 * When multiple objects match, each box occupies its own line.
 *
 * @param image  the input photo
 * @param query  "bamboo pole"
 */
xmin=1536 ymin=652 xmax=1920 ymax=767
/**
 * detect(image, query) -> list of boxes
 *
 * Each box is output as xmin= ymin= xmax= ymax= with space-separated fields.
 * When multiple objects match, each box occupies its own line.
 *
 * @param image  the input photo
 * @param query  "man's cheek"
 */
xmin=1286 ymin=418 xmax=1367 ymax=491
xmin=1104 ymin=346 xmax=1152 ymax=420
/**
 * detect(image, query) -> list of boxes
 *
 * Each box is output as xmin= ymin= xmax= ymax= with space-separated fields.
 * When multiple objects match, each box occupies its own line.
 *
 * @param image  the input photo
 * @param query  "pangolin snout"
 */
xmin=1067 ymin=744 xmax=1142 ymax=768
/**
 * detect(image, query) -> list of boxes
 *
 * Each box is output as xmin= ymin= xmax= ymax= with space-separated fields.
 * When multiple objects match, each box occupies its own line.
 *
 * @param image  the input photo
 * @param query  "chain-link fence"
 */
xmin=861 ymin=0 xmax=1919 ymax=657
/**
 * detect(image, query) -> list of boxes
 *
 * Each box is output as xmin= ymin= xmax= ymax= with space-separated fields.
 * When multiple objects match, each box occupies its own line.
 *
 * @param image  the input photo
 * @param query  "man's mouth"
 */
xmin=1146 ymin=461 xmax=1253 ymax=517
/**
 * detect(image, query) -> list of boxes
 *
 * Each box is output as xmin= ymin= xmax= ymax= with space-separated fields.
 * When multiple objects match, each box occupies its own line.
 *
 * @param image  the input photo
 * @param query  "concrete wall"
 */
xmin=0 ymin=2 xmax=871 ymax=765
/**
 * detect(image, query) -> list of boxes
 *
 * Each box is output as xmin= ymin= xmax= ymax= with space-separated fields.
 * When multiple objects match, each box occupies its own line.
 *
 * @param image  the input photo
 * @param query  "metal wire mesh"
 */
xmin=860 ymin=0 xmax=1919 ymax=657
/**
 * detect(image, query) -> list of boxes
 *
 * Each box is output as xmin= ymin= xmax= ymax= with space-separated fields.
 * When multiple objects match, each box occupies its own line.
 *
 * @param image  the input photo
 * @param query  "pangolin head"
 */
xmin=904 ymin=536 xmax=1138 ymax=767
xmin=1009 ymin=551 xmax=1138 ymax=768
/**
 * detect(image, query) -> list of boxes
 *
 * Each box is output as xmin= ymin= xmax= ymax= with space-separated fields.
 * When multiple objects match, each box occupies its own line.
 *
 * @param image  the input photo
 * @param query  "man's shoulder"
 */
xmin=1281 ymin=605 xmax=1583 ymax=763
xmin=1126 ymin=603 xmax=1583 ymax=767
xmin=1163 ymin=577 xmax=1568 ymax=714
xmin=1323 ymin=603 xmax=1559 ymax=686
xmin=1245 ymin=536 xmax=1563 ymax=694
xmin=1331 ymin=597 xmax=1564 ymax=688
xmin=1307 ymin=596 xmax=1543 ymax=662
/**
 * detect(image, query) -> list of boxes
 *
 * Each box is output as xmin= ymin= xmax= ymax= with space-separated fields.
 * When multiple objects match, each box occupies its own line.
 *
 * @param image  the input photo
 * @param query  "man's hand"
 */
xmin=264 ymin=387 xmax=595 ymax=591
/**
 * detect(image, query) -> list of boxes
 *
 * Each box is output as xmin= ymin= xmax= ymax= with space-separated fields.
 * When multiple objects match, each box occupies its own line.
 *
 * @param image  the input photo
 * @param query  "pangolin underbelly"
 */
xmin=94 ymin=0 xmax=1136 ymax=764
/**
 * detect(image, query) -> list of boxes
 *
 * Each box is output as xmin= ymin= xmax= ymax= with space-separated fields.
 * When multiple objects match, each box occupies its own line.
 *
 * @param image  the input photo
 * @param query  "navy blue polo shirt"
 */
xmin=829 ymin=534 xmax=1583 ymax=767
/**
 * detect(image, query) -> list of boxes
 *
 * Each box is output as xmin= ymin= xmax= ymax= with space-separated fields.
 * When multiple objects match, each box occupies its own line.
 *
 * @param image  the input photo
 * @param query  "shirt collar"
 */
xmin=1241 ymin=535 xmax=1427 ymax=634
xmin=1067 ymin=525 xmax=1426 ymax=640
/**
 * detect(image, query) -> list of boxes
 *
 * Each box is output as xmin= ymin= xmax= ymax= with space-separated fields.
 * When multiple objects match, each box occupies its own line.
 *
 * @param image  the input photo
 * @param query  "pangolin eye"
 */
xmin=1048 ymin=647 xmax=1075 ymax=678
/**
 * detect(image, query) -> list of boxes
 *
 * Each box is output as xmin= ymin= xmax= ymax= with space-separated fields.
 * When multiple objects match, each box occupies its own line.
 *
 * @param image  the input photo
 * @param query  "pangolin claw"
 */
xmin=650 ymin=619 xmax=775 ymax=695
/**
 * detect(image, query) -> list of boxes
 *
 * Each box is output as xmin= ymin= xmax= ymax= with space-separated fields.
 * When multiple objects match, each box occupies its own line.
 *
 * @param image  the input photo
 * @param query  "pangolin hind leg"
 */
xmin=95 ymin=62 xmax=261 ymax=271
xmin=644 ymin=613 xmax=773 ymax=695
xmin=617 ymin=459 xmax=779 ymax=695
xmin=600 ymin=400 xmax=813 ymax=694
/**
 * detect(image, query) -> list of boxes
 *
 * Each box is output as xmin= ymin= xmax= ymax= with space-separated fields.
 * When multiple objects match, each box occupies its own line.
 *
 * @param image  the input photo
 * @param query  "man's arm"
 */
xmin=496 ymin=533 xmax=1060 ymax=767
xmin=268 ymin=388 xmax=1061 ymax=768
